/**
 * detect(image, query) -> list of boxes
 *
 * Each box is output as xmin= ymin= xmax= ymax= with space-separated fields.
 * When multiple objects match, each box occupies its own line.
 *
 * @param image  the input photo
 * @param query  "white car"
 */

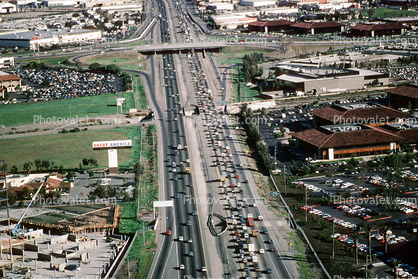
xmin=259 ymin=249 xmax=265 ymax=254
xmin=180 ymin=264 xmax=185 ymax=270
xmin=201 ymin=266 xmax=207 ymax=272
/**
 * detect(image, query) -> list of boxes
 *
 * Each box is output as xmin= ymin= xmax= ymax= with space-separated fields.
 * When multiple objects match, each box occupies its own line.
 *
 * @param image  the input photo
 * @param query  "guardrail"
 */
xmin=269 ymin=174 xmax=332 ymax=279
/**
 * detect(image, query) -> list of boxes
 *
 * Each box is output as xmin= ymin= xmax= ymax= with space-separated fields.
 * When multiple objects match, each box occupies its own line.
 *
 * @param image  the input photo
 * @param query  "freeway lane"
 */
xmin=145 ymin=0 xmax=208 ymax=277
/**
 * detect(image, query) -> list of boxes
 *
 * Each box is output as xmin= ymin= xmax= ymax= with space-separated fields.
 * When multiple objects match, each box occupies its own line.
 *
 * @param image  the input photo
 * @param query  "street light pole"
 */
xmin=305 ymin=186 xmax=307 ymax=222
xmin=332 ymin=219 xmax=335 ymax=258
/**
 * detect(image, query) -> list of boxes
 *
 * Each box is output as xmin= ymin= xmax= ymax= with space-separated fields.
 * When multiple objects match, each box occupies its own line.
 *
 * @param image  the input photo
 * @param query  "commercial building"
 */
xmin=0 ymin=3 xmax=16 ymax=13
xmin=311 ymin=103 xmax=409 ymax=126
xmin=0 ymin=71 xmax=26 ymax=98
xmin=206 ymin=2 xmax=234 ymax=12
xmin=210 ymin=14 xmax=258 ymax=29
xmin=0 ymin=57 xmax=14 ymax=69
xmin=350 ymin=23 xmax=406 ymax=37
xmin=291 ymin=21 xmax=344 ymax=35
xmin=293 ymin=123 xmax=401 ymax=159
xmin=379 ymin=122 xmax=418 ymax=145
xmin=0 ymin=29 xmax=102 ymax=50
xmin=41 ymin=0 xmax=83 ymax=7
xmin=275 ymin=63 xmax=389 ymax=94
xmin=247 ymin=19 xmax=294 ymax=32
xmin=240 ymin=0 xmax=276 ymax=7
xmin=386 ymin=84 xmax=418 ymax=109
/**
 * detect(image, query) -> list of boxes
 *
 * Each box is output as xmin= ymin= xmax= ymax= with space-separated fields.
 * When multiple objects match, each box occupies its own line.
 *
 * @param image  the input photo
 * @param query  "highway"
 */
xmin=144 ymin=0 xmax=207 ymax=278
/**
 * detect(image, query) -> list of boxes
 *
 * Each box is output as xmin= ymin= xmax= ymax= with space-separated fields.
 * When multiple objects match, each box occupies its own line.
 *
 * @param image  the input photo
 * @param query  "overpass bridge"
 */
xmin=133 ymin=42 xmax=226 ymax=54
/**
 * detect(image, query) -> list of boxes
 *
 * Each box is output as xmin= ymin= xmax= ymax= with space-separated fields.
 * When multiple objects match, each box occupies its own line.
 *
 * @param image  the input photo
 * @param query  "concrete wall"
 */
xmin=12 ymin=247 xmax=23 ymax=256
xmin=68 ymin=234 xmax=78 ymax=242
xmin=303 ymin=75 xmax=389 ymax=94
xmin=24 ymin=229 xmax=43 ymax=239
xmin=24 ymin=243 xmax=39 ymax=252
xmin=38 ymin=253 xmax=52 ymax=262
xmin=50 ymin=235 xmax=68 ymax=245
xmin=78 ymin=240 xmax=96 ymax=250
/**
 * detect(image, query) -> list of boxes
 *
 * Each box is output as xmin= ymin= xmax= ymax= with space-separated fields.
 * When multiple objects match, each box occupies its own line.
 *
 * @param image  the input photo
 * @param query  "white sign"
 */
xmin=129 ymin=108 xmax=138 ymax=113
xmin=92 ymin=140 xmax=132 ymax=149
xmin=117 ymin=98 xmax=125 ymax=107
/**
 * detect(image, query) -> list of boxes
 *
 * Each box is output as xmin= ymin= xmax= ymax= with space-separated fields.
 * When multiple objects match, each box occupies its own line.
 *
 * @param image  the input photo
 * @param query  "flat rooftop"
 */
xmin=0 ymin=28 xmax=99 ymax=40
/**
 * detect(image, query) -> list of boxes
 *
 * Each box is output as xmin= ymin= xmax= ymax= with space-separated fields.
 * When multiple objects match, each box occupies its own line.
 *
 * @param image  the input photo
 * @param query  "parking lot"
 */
xmin=8 ymin=68 xmax=120 ymax=102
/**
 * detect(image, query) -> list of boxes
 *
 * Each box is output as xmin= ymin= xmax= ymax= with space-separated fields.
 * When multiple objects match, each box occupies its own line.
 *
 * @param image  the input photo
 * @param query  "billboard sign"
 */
xmin=92 ymin=140 xmax=132 ymax=149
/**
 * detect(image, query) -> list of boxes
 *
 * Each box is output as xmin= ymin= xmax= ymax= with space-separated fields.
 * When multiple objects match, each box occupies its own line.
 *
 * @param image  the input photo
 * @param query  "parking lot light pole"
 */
xmin=332 ymin=219 xmax=335 ymax=258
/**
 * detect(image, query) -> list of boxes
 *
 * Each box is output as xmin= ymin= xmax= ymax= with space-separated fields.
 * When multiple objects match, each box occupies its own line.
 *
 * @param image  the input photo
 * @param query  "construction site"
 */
xmin=0 ymin=160 xmax=129 ymax=279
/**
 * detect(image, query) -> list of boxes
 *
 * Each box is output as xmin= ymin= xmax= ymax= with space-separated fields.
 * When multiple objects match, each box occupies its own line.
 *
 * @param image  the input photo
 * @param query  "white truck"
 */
xmin=248 ymin=243 xmax=255 ymax=252
xmin=252 ymin=256 xmax=258 ymax=263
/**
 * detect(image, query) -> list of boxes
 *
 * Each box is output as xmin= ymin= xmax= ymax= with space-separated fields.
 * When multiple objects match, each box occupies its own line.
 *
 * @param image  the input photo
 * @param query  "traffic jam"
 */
xmin=188 ymin=50 xmax=278 ymax=278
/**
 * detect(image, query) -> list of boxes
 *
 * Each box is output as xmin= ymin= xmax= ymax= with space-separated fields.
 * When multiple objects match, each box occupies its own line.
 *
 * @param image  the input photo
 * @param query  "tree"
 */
xmin=381 ymin=225 xmax=391 ymax=255
xmin=10 ymin=165 xmax=18 ymax=174
xmin=359 ymin=223 xmax=376 ymax=263
xmin=22 ymin=187 xmax=31 ymax=200
xmin=42 ymin=80 xmax=51 ymax=87
xmin=76 ymin=61 xmax=83 ymax=71
xmin=34 ymin=159 xmax=42 ymax=171
xmin=23 ymin=161 xmax=33 ymax=174
xmin=391 ymin=258 xmax=401 ymax=279
xmin=351 ymin=232 xmax=361 ymax=265
xmin=66 ymin=171 xmax=75 ymax=181
xmin=88 ymin=170 xmax=94 ymax=177
xmin=8 ymin=192 xmax=17 ymax=205
xmin=41 ymin=160 xmax=50 ymax=171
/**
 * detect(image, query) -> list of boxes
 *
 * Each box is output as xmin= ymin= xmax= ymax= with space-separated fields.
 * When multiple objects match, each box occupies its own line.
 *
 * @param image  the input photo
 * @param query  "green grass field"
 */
xmin=124 ymin=231 xmax=156 ymax=279
xmin=133 ymin=75 xmax=148 ymax=109
xmin=361 ymin=8 xmax=418 ymax=18
xmin=0 ymin=92 xmax=134 ymax=127
xmin=0 ymin=128 xmax=138 ymax=171
xmin=217 ymin=46 xmax=275 ymax=66
xmin=233 ymin=67 xmax=263 ymax=103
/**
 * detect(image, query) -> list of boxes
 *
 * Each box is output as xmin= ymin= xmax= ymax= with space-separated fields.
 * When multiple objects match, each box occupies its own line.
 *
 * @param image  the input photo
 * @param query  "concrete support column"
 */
xmin=328 ymin=148 xmax=334 ymax=160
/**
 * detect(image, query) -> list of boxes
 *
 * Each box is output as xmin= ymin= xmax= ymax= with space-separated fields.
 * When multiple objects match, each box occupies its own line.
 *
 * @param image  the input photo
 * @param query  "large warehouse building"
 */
xmin=0 ymin=29 xmax=102 ymax=49
xmin=275 ymin=63 xmax=389 ymax=94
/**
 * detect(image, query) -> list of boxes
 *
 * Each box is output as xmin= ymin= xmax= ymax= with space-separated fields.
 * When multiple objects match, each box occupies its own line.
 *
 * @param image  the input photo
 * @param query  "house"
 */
xmin=0 ymin=71 xmax=26 ymax=98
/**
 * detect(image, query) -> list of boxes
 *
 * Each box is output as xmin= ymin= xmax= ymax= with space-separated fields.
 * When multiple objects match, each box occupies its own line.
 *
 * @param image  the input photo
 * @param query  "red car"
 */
xmin=166 ymin=230 xmax=171 ymax=236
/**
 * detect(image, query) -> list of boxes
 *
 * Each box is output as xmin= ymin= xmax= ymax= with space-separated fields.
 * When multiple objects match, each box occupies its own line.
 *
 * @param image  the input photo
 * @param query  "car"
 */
xmin=271 ymin=247 xmax=277 ymax=252
xmin=180 ymin=264 xmax=185 ymax=270
xmin=188 ymin=238 xmax=192 ymax=243
xmin=263 ymin=230 xmax=269 ymax=234
xmin=258 ymin=215 xmax=264 ymax=221
xmin=179 ymin=236 xmax=184 ymax=241
xmin=255 ymin=266 xmax=261 ymax=272
xmin=259 ymin=249 xmax=265 ymax=254
xmin=257 ymin=276 xmax=263 ymax=279
xmin=189 ymin=251 xmax=194 ymax=257
xmin=166 ymin=230 xmax=171 ymax=235
xmin=174 ymin=194 xmax=179 ymax=199
xmin=201 ymin=266 xmax=207 ymax=272
xmin=186 ymin=220 xmax=191 ymax=226
xmin=192 ymin=210 xmax=197 ymax=216
xmin=243 ymin=266 xmax=249 ymax=271
xmin=266 ymin=268 xmax=272 ymax=274
xmin=268 ymin=239 xmax=273 ymax=244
